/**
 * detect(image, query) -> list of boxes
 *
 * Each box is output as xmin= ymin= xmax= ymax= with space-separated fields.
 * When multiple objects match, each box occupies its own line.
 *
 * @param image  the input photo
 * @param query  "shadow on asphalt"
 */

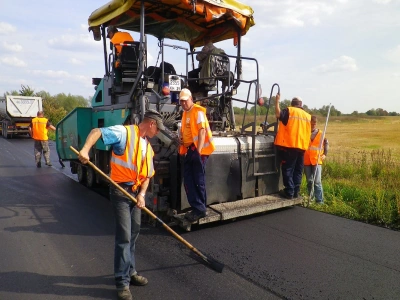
xmin=0 ymin=271 xmax=114 ymax=299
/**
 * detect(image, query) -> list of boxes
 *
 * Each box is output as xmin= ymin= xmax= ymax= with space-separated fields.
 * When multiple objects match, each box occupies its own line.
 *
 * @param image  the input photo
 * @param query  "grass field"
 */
xmin=236 ymin=114 xmax=400 ymax=162
xmin=322 ymin=116 xmax=400 ymax=163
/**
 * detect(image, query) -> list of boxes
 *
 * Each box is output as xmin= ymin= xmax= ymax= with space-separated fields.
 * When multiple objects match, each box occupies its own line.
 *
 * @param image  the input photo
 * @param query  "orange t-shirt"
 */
xmin=111 ymin=32 xmax=134 ymax=54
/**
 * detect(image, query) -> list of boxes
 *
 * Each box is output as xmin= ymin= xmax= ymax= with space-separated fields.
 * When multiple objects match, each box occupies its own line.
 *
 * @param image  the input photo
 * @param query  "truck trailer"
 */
xmin=56 ymin=0 xmax=303 ymax=230
xmin=0 ymin=95 xmax=43 ymax=139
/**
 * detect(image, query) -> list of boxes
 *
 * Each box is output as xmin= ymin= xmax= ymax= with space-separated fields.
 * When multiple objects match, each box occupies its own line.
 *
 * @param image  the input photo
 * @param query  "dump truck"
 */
xmin=0 ymin=95 xmax=43 ymax=139
xmin=56 ymin=0 xmax=303 ymax=230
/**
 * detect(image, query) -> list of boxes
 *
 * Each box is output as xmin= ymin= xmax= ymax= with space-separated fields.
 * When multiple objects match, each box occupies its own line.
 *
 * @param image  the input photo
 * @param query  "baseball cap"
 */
xmin=179 ymin=88 xmax=192 ymax=101
xmin=144 ymin=109 xmax=165 ymax=130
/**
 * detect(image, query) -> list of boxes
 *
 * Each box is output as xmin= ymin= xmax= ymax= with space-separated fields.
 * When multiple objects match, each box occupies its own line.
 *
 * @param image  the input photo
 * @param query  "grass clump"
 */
xmin=304 ymin=149 xmax=400 ymax=230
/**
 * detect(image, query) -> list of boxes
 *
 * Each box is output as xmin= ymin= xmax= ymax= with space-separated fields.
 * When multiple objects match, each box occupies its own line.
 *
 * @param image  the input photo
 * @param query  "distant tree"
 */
xmin=19 ymin=85 xmax=35 ymax=96
xmin=366 ymin=109 xmax=376 ymax=116
xmin=351 ymin=111 xmax=359 ymax=116
xmin=318 ymin=105 xmax=341 ymax=116
xmin=389 ymin=111 xmax=399 ymax=116
xmin=5 ymin=86 xmax=90 ymax=125
xmin=308 ymin=108 xmax=320 ymax=115
xmin=249 ymin=105 xmax=267 ymax=115
xmin=233 ymin=106 xmax=243 ymax=115
xmin=260 ymin=96 xmax=276 ymax=115
xmin=376 ymin=108 xmax=388 ymax=116
xmin=54 ymin=93 xmax=90 ymax=113
xmin=280 ymin=99 xmax=291 ymax=110
xmin=41 ymin=96 xmax=67 ymax=126
xmin=35 ymin=90 xmax=52 ymax=100
xmin=4 ymin=90 xmax=19 ymax=96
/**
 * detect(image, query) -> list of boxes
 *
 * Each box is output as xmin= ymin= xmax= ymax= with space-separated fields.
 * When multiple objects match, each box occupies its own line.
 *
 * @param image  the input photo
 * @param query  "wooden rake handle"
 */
xmin=69 ymin=146 xmax=208 ymax=259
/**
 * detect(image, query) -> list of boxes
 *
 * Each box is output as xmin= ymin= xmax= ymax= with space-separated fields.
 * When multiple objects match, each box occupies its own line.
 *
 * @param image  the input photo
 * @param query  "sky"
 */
xmin=0 ymin=0 xmax=399 ymax=114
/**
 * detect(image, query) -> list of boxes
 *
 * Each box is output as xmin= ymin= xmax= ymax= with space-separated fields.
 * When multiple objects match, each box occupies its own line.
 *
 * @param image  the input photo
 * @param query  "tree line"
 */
xmin=4 ymin=85 xmax=91 ymax=125
xmin=5 ymin=87 xmax=398 ymax=123
xmin=233 ymin=96 xmax=399 ymax=117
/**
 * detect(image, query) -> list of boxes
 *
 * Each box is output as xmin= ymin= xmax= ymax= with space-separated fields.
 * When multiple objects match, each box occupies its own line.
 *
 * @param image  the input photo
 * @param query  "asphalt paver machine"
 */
xmin=56 ymin=0 xmax=303 ymax=230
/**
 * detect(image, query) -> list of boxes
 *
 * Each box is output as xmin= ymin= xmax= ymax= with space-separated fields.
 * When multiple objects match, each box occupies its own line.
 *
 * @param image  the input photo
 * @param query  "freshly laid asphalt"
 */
xmin=0 ymin=136 xmax=399 ymax=300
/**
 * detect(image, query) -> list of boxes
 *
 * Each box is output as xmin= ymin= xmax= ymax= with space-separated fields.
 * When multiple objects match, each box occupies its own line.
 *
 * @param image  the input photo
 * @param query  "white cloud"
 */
xmin=254 ymin=1 xmax=344 ymax=28
xmin=48 ymin=33 xmax=98 ymax=51
xmin=0 ymin=56 xmax=27 ymax=67
xmin=313 ymin=56 xmax=358 ymax=73
xmin=0 ymin=22 xmax=17 ymax=34
xmin=0 ymin=76 xmax=28 ymax=86
xmin=373 ymin=0 xmax=392 ymax=4
xmin=386 ymin=45 xmax=400 ymax=63
xmin=28 ymin=69 xmax=90 ymax=85
xmin=69 ymin=58 xmax=83 ymax=65
xmin=30 ymin=69 xmax=71 ymax=79
xmin=2 ymin=42 xmax=23 ymax=52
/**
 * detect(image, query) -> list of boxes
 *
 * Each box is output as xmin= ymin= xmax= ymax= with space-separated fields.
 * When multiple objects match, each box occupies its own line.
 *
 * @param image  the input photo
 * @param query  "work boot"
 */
xmin=45 ymin=162 xmax=52 ymax=166
xmin=36 ymin=162 xmax=41 ymax=168
xmin=130 ymin=273 xmax=148 ymax=286
xmin=278 ymin=190 xmax=293 ymax=199
xmin=117 ymin=286 xmax=132 ymax=300
xmin=185 ymin=210 xmax=207 ymax=223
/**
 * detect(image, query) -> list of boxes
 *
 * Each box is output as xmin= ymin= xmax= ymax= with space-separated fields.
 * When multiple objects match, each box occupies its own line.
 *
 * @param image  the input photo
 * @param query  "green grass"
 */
xmin=303 ymin=149 xmax=400 ymax=229
xmin=48 ymin=131 xmax=56 ymax=140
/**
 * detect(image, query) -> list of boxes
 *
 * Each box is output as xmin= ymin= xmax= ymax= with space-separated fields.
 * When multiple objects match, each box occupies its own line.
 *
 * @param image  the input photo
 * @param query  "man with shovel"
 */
xmin=78 ymin=109 xmax=165 ymax=300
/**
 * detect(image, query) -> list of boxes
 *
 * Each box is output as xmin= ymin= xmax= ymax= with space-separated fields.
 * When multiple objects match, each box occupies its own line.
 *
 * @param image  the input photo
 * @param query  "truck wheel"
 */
xmin=70 ymin=161 xmax=78 ymax=174
xmin=77 ymin=164 xmax=86 ymax=184
xmin=86 ymin=166 xmax=97 ymax=188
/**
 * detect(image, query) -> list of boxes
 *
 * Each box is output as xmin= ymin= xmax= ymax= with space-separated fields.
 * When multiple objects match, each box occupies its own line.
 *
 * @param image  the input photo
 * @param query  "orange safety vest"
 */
xmin=304 ymin=130 xmax=324 ymax=166
xmin=274 ymin=107 xmax=311 ymax=151
xmin=179 ymin=104 xmax=215 ymax=156
xmin=31 ymin=117 xmax=49 ymax=141
xmin=110 ymin=125 xmax=155 ymax=192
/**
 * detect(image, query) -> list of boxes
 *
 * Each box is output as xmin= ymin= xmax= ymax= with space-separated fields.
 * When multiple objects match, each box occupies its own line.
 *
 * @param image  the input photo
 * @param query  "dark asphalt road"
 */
xmin=1 ymin=137 xmax=399 ymax=300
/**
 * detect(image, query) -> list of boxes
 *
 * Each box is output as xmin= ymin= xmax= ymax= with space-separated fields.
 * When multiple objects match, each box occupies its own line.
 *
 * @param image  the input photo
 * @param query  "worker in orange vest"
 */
xmin=304 ymin=115 xmax=329 ymax=203
xmin=107 ymin=25 xmax=134 ymax=55
xmin=29 ymin=111 xmax=56 ymax=168
xmin=107 ymin=25 xmax=134 ymax=83
xmin=178 ymin=88 xmax=215 ymax=223
xmin=275 ymin=95 xmax=311 ymax=199
xmin=78 ymin=109 xmax=165 ymax=300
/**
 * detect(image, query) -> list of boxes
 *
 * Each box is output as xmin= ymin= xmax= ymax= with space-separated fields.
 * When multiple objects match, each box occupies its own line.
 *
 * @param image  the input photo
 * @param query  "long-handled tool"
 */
xmin=70 ymin=146 xmax=224 ymax=273
xmin=307 ymin=104 xmax=332 ymax=207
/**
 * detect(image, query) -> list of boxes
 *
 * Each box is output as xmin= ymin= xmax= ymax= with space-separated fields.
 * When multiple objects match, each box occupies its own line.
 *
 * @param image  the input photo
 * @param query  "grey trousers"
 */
xmin=34 ymin=140 xmax=50 ymax=164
